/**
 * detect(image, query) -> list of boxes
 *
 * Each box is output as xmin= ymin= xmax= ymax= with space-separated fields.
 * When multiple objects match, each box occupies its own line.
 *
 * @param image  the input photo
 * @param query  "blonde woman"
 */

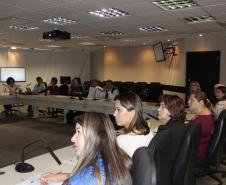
xmin=189 ymin=81 xmax=201 ymax=95
xmin=40 ymin=112 xmax=132 ymax=185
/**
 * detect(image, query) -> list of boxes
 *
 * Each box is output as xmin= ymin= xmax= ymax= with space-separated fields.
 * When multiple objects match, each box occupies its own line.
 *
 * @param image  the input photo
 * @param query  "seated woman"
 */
xmin=156 ymin=94 xmax=186 ymax=185
xmin=33 ymin=76 xmax=46 ymax=95
xmin=157 ymin=94 xmax=186 ymax=159
xmin=214 ymin=85 xmax=226 ymax=118
xmin=48 ymin=77 xmax=59 ymax=95
xmin=69 ymin=77 xmax=85 ymax=97
xmin=3 ymin=77 xmax=20 ymax=114
xmin=189 ymin=81 xmax=201 ymax=95
xmin=40 ymin=112 xmax=132 ymax=185
xmin=188 ymin=90 xmax=215 ymax=161
xmin=114 ymin=91 xmax=153 ymax=158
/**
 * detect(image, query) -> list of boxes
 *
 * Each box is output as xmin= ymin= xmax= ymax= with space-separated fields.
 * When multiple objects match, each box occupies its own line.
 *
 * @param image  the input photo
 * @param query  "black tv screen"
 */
xmin=153 ymin=42 xmax=165 ymax=62
xmin=60 ymin=76 xmax=71 ymax=84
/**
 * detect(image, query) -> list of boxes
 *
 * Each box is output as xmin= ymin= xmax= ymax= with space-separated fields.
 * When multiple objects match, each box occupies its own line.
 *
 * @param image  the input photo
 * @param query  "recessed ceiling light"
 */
xmin=139 ymin=26 xmax=167 ymax=32
xmin=9 ymin=25 xmax=39 ymax=30
xmin=11 ymin=46 xmax=17 ymax=50
xmin=199 ymin=33 xmax=203 ymax=37
xmin=100 ymin=30 xmax=124 ymax=36
xmin=124 ymin=39 xmax=136 ymax=42
xmin=43 ymin=17 xmax=78 ymax=25
xmin=90 ymin=8 xmax=129 ymax=18
xmin=39 ymin=38 xmax=52 ymax=42
xmin=33 ymin=48 xmax=51 ymax=51
xmin=167 ymin=39 xmax=171 ymax=42
xmin=46 ymin=44 xmax=61 ymax=48
xmin=79 ymin=42 xmax=96 ymax=46
xmin=152 ymin=0 xmax=197 ymax=10
xmin=184 ymin=15 xmax=216 ymax=24
xmin=71 ymin=34 xmax=89 ymax=39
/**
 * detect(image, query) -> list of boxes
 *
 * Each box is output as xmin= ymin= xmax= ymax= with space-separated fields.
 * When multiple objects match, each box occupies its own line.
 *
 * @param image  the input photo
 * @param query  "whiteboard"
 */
xmin=0 ymin=67 xmax=26 ymax=82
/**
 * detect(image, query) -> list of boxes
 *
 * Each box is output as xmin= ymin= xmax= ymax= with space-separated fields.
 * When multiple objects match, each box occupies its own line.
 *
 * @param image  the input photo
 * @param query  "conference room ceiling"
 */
xmin=0 ymin=0 xmax=226 ymax=51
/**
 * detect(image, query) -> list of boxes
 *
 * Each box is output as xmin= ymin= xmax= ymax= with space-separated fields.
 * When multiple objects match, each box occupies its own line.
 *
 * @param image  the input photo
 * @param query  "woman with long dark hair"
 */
xmin=114 ymin=91 xmax=153 ymax=157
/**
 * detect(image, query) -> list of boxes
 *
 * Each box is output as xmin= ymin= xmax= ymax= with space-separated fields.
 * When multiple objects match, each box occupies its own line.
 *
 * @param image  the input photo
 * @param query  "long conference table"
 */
xmin=0 ymin=94 xmax=158 ymax=121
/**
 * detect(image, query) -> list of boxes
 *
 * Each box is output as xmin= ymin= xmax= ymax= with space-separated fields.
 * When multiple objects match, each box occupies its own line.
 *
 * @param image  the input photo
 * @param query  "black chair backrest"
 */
xmin=207 ymin=109 xmax=226 ymax=166
xmin=132 ymin=147 xmax=156 ymax=185
xmin=147 ymin=82 xmax=163 ymax=103
xmin=58 ymin=84 xmax=69 ymax=96
xmin=172 ymin=124 xmax=201 ymax=185
xmin=148 ymin=130 xmax=171 ymax=185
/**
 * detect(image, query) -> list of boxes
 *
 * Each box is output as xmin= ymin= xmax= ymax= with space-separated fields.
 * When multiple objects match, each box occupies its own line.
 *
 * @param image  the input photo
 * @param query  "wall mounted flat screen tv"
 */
xmin=0 ymin=67 xmax=26 ymax=82
xmin=153 ymin=42 xmax=166 ymax=62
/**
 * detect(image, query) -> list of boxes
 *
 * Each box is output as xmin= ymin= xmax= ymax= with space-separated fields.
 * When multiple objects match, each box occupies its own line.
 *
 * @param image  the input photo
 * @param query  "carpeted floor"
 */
xmin=0 ymin=114 xmax=74 ymax=168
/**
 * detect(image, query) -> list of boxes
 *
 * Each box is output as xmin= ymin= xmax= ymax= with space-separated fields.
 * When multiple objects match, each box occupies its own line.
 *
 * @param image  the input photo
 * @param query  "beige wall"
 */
xmin=0 ymin=48 xmax=90 ymax=92
xmin=91 ymin=40 xmax=185 ymax=86
xmin=90 ymin=36 xmax=226 ymax=86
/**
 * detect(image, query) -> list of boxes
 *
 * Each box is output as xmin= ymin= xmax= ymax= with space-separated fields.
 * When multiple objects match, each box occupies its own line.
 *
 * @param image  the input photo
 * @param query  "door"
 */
xmin=186 ymin=51 xmax=220 ymax=102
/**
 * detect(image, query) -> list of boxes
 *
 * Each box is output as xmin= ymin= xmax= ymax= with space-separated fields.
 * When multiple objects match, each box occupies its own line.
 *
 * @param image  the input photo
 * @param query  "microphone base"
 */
xmin=15 ymin=162 xmax=35 ymax=173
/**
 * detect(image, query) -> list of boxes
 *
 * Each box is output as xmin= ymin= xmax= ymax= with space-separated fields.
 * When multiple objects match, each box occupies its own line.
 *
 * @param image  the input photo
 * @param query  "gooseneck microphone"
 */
xmin=15 ymin=140 xmax=61 ymax=173
xmin=145 ymin=112 xmax=159 ymax=120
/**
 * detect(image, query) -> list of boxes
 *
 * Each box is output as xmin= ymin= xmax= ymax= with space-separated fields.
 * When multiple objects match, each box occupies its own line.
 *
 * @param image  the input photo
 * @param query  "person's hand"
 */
xmin=40 ymin=172 xmax=69 ymax=185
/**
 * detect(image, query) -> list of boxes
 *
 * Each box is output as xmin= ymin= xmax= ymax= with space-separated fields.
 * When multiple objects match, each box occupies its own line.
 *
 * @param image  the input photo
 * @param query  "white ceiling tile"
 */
xmin=196 ymin=0 xmax=226 ymax=6
xmin=0 ymin=2 xmax=26 ymax=16
xmin=0 ymin=0 xmax=56 ymax=11
xmin=167 ymin=7 xmax=207 ymax=18
xmin=203 ymin=4 xmax=226 ymax=15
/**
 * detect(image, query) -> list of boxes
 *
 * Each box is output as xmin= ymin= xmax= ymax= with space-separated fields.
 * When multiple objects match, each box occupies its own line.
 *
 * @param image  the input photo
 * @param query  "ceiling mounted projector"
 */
xmin=43 ymin=30 xmax=70 ymax=40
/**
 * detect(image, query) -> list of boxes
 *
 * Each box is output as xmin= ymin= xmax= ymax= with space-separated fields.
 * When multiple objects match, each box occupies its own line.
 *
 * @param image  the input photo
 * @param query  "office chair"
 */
xmin=172 ymin=124 xmax=201 ymax=185
xmin=148 ymin=130 xmax=171 ymax=185
xmin=132 ymin=146 xmax=156 ymax=185
xmin=195 ymin=110 xmax=226 ymax=185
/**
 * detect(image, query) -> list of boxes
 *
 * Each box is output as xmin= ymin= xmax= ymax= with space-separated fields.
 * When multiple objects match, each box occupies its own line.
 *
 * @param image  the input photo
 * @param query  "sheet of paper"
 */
xmin=16 ymin=174 xmax=62 ymax=185
xmin=63 ymin=157 xmax=77 ymax=166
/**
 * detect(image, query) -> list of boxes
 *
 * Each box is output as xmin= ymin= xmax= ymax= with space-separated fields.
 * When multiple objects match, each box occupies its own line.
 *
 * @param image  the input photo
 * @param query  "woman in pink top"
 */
xmin=188 ymin=90 xmax=215 ymax=160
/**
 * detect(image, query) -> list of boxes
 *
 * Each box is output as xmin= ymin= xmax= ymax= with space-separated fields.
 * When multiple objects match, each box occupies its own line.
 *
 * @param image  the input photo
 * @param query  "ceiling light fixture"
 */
xmin=184 ymin=15 xmax=216 ymax=24
xmin=46 ymin=44 xmax=61 ymax=48
xmin=90 ymin=8 xmax=129 ymax=18
xmin=79 ymin=42 xmax=96 ymax=46
xmin=43 ymin=17 xmax=78 ymax=25
xmin=100 ymin=30 xmax=124 ymax=36
xmin=10 ymin=46 xmax=17 ymax=50
xmin=152 ymin=0 xmax=197 ymax=10
xmin=9 ymin=25 xmax=39 ymax=30
xmin=71 ymin=34 xmax=89 ymax=39
xmin=199 ymin=33 xmax=203 ymax=37
xmin=39 ymin=38 xmax=52 ymax=42
xmin=139 ymin=26 xmax=167 ymax=32
xmin=124 ymin=39 xmax=136 ymax=42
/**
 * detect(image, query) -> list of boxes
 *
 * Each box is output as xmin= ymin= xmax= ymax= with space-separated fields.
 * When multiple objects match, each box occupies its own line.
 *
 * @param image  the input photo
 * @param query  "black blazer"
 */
xmin=156 ymin=120 xmax=186 ymax=185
